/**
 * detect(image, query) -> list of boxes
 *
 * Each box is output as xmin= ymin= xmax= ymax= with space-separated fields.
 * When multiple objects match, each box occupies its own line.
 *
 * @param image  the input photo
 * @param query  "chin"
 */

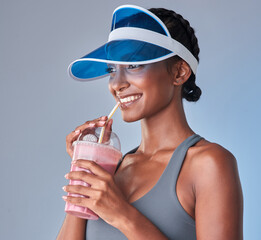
xmin=121 ymin=112 xmax=142 ymax=123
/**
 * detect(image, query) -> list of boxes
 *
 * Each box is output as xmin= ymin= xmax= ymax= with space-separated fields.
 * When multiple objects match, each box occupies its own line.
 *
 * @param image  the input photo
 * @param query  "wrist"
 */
xmin=114 ymin=204 xmax=139 ymax=235
xmin=112 ymin=205 xmax=168 ymax=240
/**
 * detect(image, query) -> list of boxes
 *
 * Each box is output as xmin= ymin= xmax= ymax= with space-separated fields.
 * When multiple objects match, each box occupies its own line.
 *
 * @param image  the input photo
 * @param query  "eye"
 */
xmin=127 ymin=64 xmax=142 ymax=70
xmin=106 ymin=65 xmax=116 ymax=74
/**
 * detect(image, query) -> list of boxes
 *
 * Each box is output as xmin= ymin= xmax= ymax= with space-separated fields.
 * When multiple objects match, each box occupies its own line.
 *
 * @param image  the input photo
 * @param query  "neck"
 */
xmin=139 ymin=95 xmax=194 ymax=155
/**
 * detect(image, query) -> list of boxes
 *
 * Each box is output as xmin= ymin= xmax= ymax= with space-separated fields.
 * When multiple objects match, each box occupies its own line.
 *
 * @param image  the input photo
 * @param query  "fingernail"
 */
xmin=99 ymin=120 xmax=106 ymax=124
xmin=74 ymin=130 xmax=80 ymax=134
xmin=62 ymin=186 xmax=66 ymax=191
xmin=72 ymin=160 xmax=77 ymax=164
xmin=89 ymin=123 xmax=95 ymax=127
xmin=64 ymin=174 xmax=69 ymax=179
xmin=62 ymin=196 xmax=67 ymax=200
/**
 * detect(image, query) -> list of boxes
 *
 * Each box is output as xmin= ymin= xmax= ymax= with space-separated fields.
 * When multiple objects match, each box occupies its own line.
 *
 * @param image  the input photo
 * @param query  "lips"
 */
xmin=116 ymin=94 xmax=142 ymax=108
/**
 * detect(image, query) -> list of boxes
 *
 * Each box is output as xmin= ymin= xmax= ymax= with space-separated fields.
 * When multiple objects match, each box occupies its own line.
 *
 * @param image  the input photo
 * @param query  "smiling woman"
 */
xmin=108 ymin=61 xmax=183 ymax=122
xmin=57 ymin=5 xmax=243 ymax=240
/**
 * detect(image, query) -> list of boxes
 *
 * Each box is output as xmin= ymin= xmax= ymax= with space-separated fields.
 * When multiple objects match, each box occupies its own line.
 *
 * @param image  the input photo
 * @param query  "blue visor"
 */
xmin=68 ymin=5 xmax=198 ymax=81
xmin=70 ymin=40 xmax=173 ymax=80
xmin=110 ymin=7 xmax=168 ymax=36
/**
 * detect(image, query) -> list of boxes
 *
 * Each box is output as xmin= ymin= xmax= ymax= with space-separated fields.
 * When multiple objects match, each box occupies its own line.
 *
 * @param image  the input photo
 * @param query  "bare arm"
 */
xmin=194 ymin=144 xmax=243 ymax=240
xmin=56 ymin=215 xmax=87 ymax=240
xmin=115 ymin=206 xmax=168 ymax=240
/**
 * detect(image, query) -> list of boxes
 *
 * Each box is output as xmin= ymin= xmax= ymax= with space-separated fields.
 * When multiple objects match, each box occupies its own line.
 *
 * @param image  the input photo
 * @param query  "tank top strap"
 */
xmin=168 ymin=134 xmax=203 ymax=183
xmin=157 ymin=134 xmax=203 ymax=192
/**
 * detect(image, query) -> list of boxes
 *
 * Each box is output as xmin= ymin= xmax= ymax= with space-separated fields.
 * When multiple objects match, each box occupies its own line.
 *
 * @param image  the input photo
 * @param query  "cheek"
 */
xmin=143 ymin=74 xmax=175 ymax=111
xmin=108 ymin=80 xmax=118 ymax=101
xmin=108 ymin=84 xmax=114 ymax=97
xmin=144 ymin=85 xmax=174 ymax=111
xmin=144 ymin=71 xmax=174 ymax=100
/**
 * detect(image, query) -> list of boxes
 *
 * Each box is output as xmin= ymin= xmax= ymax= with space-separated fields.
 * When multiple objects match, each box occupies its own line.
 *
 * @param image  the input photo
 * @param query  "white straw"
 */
xmin=98 ymin=102 xmax=120 ymax=143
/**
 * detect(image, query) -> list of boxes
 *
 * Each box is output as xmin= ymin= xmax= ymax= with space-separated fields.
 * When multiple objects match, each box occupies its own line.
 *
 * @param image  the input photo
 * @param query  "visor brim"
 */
xmin=68 ymin=39 xmax=174 ymax=81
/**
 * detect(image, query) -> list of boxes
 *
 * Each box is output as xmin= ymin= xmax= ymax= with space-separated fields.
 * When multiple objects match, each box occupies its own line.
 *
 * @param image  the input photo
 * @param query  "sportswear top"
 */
xmin=86 ymin=134 xmax=203 ymax=240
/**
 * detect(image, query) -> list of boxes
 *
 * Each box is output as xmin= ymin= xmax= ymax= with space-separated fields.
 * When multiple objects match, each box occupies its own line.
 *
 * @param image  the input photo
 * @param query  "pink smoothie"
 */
xmin=65 ymin=141 xmax=122 ymax=220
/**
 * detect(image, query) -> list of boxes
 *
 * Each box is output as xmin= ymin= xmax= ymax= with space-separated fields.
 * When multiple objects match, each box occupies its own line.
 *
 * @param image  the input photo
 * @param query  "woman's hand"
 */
xmin=63 ymin=160 xmax=130 ymax=227
xmin=66 ymin=116 xmax=112 ymax=158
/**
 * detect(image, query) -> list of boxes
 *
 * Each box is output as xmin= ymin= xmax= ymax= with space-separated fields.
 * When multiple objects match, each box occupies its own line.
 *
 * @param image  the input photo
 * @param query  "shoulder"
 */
xmin=188 ymin=138 xmax=242 ymax=197
xmin=188 ymin=138 xmax=244 ymax=239
xmin=190 ymin=139 xmax=239 ymax=177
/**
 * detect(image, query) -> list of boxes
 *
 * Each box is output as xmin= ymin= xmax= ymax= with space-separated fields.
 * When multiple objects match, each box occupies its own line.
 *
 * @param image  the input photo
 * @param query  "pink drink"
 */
xmin=65 ymin=141 xmax=122 ymax=220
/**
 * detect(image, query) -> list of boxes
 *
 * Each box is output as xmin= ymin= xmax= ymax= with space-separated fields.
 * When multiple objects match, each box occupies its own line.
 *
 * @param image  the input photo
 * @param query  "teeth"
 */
xmin=119 ymin=95 xmax=141 ymax=103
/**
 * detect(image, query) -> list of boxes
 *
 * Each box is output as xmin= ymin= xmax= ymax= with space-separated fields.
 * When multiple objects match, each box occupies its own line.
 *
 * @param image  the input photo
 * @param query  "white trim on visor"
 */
xmin=108 ymin=27 xmax=198 ymax=74
xmin=68 ymin=52 xmax=177 ymax=81
xmin=112 ymin=5 xmax=171 ymax=37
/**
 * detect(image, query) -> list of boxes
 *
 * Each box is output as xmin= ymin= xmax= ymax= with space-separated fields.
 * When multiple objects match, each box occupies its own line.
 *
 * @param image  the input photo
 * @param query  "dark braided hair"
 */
xmin=149 ymin=8 xmax=202 ymax=102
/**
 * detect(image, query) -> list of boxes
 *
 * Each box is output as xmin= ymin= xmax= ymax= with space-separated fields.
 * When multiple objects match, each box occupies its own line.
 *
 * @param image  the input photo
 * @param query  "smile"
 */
xmin=116 ymin=94 xmax=142 ymax=109
xmin=119 ymin=94 xmax=142 ymax=103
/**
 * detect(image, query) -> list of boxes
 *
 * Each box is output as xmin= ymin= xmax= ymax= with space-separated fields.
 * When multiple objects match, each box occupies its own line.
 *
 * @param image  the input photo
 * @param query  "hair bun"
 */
xmin=182 ymin=75 xmax=202 ymax=102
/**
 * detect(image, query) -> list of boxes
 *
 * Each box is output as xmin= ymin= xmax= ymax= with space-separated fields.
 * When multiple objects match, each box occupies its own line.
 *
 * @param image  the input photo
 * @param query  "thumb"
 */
xmin=101 ymin=119 xmax=113 ymax=143
xmin=106 ymin=119 xmax=113 ymax=132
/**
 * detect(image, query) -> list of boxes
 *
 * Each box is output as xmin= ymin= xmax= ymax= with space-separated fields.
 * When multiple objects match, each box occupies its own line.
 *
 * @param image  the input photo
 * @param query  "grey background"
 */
xmin=1 ymin=0 xmax=260 ymax=239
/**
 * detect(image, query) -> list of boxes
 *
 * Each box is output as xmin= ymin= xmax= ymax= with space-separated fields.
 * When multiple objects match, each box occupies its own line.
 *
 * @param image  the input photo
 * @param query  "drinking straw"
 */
xmin=98 ymin=102 xmax=120 ymax=143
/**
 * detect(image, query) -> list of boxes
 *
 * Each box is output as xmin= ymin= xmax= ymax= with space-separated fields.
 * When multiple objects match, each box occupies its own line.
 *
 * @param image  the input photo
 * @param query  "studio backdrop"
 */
xmin=0 ymin=0 xmax=260 ymax=239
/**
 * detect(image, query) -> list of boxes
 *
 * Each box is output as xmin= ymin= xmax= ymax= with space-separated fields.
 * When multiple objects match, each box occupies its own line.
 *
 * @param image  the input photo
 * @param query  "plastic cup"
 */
xmin=65 ymin=127 xmax=122 ymax=220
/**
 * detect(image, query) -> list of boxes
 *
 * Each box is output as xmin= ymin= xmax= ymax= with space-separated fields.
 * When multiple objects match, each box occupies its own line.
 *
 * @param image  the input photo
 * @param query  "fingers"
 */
xmin=66 ymin=116 xmax=108 ymax=158
xmin=66 ymin=170 xmax=99 ymax=186
xmin=106 ymin=119 xmax=113 ymax=132
xmin=102 ymin=119 xmax=113 ymax=143
xmin=66 ymin=130 xmax=82 ymax=157
xmin=74 ymin=116 xmax=108 ymax=133
xmin=71 ymin=160 xmax=112 ymax=180
xmin=63 ymin=168 xmax=113 ymax=211
xmin=62 ymin=195 xmax=93 ymax=209
xmin=63 ymin=184 xmax=98 ymax=198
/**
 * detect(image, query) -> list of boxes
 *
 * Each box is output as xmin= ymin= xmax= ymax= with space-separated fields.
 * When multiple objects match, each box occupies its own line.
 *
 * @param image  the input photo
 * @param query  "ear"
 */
xmin=172 ymin=60 xmax=192 ymax=86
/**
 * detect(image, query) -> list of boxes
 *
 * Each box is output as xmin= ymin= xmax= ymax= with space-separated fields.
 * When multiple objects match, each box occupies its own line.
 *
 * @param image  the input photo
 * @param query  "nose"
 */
xmin=108 ymin=67 xmax=130 ymax=93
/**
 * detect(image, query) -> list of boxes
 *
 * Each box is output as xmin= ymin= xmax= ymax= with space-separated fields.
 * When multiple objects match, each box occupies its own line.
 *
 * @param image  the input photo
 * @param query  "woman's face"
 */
xmin=108 ymin=61 xmax=177 ymax=122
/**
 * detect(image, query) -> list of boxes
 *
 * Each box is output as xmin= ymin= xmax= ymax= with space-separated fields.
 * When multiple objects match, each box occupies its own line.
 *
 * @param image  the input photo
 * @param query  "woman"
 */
xmin=58 ymin=5 xmax=243 ymax=240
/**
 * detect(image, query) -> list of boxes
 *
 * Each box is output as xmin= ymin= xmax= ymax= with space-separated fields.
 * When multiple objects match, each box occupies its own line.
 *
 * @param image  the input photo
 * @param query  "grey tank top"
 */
xmin=86 ymin=134 xmax=203 ymax=240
